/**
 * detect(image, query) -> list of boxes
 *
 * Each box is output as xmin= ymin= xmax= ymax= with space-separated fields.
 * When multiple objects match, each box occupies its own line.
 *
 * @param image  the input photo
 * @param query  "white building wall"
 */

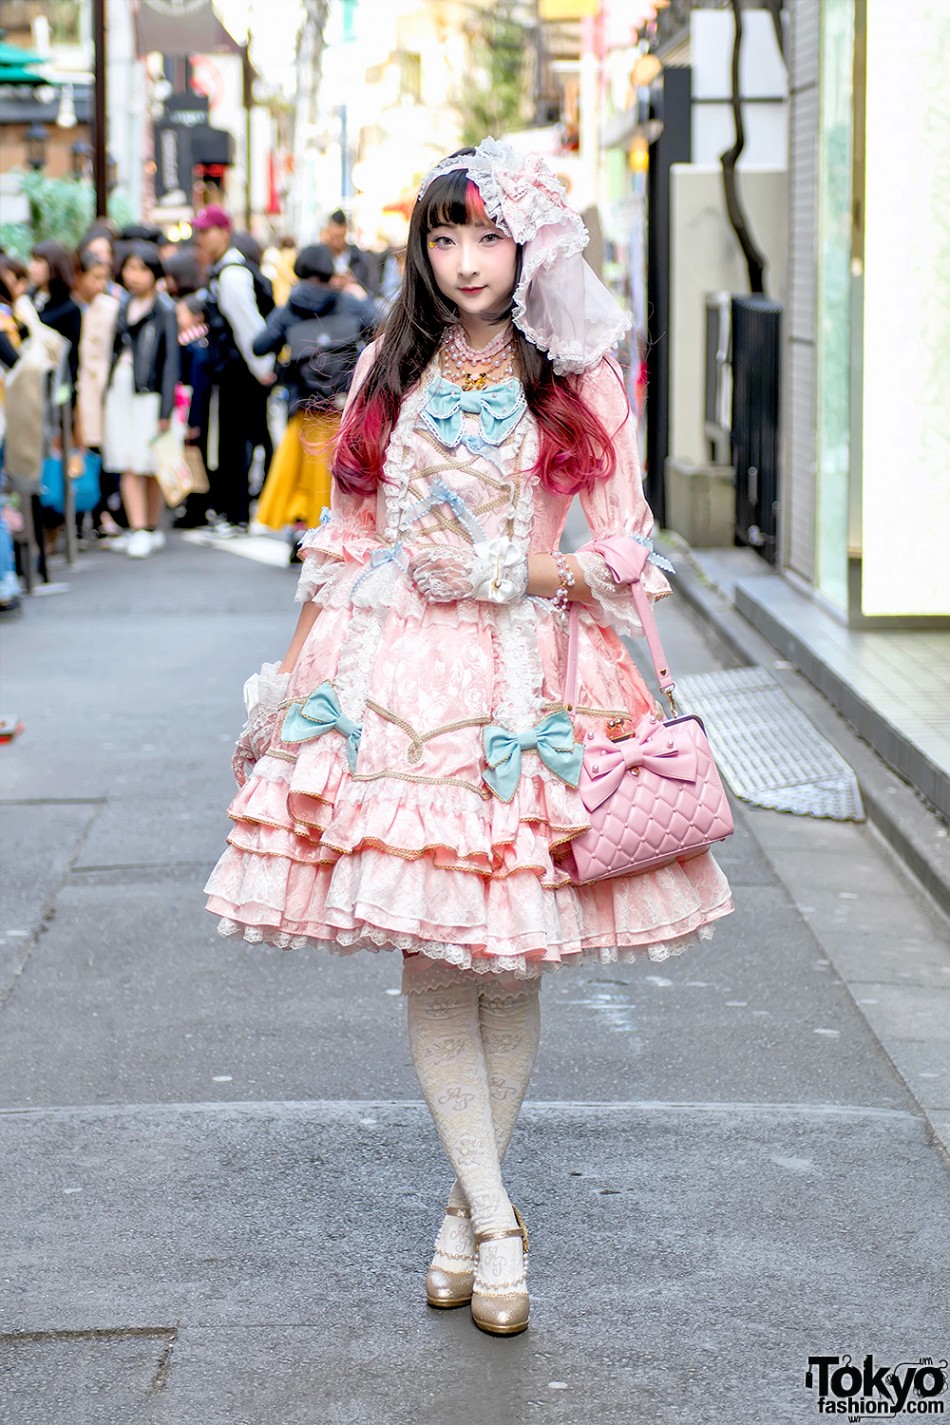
xmin=689 ymin=8 xmax=788 ymax=168
xmin=859 ymin=0 xmax=950 ymax=617
xmin=669 ymin=165 xmax=788 ymax=466
xmin=108 ymin=0 xmax=147 ymax=218
xmin=782 ymin=0 xmax=820 ymax=582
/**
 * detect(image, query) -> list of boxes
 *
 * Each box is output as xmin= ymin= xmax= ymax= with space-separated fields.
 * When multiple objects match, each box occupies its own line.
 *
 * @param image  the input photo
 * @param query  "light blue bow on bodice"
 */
xmin=420 ymin=376 xmax=526 ymax=450
xmin=401 ymin=477 xmax=486 ymax=544
xmin=482 ymin=711 xmax=583 ymax=803
xmin=351 ymin=541 xmax=409 ymax=593
xmin=280 ymin=682 xmax=362 ymax=772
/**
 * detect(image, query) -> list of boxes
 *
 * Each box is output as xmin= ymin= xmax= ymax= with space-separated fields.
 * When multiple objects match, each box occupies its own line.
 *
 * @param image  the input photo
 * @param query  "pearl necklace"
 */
xmin=440 ymin=324 xmax=516 ymax=391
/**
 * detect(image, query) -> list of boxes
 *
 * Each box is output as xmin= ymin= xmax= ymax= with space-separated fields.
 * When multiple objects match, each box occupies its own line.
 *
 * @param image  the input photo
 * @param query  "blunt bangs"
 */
xmin=421 ymin=171 xmax=491 ymax=231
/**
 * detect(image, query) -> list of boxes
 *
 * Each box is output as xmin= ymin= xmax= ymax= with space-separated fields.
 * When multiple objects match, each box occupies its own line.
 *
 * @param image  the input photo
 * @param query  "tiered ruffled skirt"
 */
xmin=205 ymin=575 xmax=733 ymax=978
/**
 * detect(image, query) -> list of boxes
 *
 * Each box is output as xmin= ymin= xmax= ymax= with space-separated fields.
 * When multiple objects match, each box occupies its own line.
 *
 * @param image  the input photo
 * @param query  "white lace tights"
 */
xmin=402 ymin=954 xmax=541 ymax=1237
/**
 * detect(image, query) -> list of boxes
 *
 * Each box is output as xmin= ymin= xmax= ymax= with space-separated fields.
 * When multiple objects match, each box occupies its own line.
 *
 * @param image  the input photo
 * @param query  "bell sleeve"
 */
xmin=294 ymin=341 xmax=385 ymax=606
xmin=576 ymin=356 xmax=672 ymax=638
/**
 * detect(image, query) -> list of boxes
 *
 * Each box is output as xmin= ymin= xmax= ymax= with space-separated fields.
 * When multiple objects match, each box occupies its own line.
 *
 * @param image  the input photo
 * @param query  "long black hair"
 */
xmin=333 ymin=151 xmax=616 ymax=497
xmin=380 ymin=157 xmax=517 ymax=385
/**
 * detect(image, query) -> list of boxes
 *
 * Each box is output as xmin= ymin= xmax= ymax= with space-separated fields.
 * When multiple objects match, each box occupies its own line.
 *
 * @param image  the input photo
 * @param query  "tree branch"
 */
xmin=720 ymin=0 xmax=768 ymax=294
xmin=762 ymin=0 xmax=787 ymax=67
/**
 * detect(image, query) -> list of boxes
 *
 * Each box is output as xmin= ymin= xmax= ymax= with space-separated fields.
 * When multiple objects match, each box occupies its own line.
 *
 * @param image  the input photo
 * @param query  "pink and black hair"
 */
xmin=333 ymin=151 xmax=618 ymax=498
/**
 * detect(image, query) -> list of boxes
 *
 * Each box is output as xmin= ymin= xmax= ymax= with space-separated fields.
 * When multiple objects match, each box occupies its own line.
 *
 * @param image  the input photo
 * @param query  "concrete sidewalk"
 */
xmin=1 ymin=535 xmax=948 ymax=1425
xmin=664 ymin=540 xmax=950 ymax=914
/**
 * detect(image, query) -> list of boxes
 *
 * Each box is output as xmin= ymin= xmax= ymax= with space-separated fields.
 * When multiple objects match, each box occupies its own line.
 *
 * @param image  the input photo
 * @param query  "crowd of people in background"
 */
xmin=0 ymin=203 xmax=394 ymax=610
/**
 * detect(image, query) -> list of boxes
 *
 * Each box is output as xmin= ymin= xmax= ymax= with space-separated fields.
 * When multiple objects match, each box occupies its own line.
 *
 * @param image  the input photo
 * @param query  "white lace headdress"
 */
xmin=418 ymin=137 xmax=630 ymax=375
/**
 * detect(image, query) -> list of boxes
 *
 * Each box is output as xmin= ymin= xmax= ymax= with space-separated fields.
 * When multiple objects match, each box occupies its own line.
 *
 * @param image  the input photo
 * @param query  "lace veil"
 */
xmin=419 ymin=137 xmax=630 ymax=375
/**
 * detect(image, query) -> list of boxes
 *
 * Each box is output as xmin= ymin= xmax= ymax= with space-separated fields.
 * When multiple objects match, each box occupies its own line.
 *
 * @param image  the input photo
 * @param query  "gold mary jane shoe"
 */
xmin=470 ymin=1205 xmax=530 ymax=1336
xmin=425 ymin=1204 xmax=477 ymax=1309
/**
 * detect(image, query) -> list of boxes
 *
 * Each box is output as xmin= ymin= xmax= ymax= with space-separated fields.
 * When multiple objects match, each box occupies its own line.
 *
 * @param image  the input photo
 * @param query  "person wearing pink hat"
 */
xmin=193 ymin=205 xmax=275 ymax=534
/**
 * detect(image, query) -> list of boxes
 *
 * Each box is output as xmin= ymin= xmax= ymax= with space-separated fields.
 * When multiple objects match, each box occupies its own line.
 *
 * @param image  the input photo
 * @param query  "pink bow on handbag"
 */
xmin=578 ymin=717 xmax=700 ymax=813
xmin=560 ymin=534 xmax=734 ymax=884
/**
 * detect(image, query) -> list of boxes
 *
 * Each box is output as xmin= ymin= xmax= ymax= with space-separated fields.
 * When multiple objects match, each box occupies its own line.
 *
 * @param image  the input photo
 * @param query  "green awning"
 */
xmin=0 ymin=64 xmax=48 ymax=84
xmin=0 ymin=41 xmax=45 ymax=65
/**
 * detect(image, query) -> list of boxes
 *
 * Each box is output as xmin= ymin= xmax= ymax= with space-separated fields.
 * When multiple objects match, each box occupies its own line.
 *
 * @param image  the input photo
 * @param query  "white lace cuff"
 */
xmin=295 ymin=557 xmax=342 ymax=605
xmin=234 ymin=663 xmax=291 ymax=786
xmin=243 ymin=661 xmax=290 ymax=718
xmin=294 ymin=507 xmax=385 ymax=605
xmin=575 ymin=551 xmax=645 ymax=638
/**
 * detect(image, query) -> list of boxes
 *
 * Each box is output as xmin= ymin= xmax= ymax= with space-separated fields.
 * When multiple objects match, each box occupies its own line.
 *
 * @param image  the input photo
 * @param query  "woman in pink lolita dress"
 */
xmin=205 ymin=141 xmax=733 ymax=1336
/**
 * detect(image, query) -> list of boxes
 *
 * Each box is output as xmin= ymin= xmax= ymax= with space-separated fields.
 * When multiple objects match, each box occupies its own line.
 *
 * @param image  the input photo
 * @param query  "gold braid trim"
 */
xmin=350 ymin=768 xmax=489 ymax=797
xmin=414 ymin=432 xmax=521 ymax=488
xmin=541 ymin=700 xmax=632 ymax=720
xmin=363 ymin=699 xmax=490 ymax=767
xmin=318 ymin=835 xmax=493 ymax=875
xmin=226 ymin=832 xmax=563 ymax=884
xmin=228 ymin=812 xmax=296 ymax=832
xmin=225 ymin=834 xmax=339 ymax=867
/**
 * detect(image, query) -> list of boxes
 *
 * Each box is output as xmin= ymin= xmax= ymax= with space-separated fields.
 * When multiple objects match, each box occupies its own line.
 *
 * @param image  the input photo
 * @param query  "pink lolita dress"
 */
xmin=205 ymin=334 xmax=733 ymax=978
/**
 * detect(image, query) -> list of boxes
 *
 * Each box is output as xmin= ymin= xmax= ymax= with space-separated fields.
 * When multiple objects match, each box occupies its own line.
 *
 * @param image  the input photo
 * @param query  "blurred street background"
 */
xmin=2 ymin=1 xmax=949 ymax=1422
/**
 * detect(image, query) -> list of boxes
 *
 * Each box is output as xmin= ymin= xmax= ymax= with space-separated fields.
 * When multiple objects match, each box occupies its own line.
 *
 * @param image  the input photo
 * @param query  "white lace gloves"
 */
xmin=408 ymin=537 xmax=529 ymax=605
xmin=232 ymin=660 xmax=291 ymax=787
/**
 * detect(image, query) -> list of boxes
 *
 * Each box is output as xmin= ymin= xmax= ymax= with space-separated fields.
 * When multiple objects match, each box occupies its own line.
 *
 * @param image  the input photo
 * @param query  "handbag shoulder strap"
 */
xmin=562 ymin=576 xmax=676 ymax=710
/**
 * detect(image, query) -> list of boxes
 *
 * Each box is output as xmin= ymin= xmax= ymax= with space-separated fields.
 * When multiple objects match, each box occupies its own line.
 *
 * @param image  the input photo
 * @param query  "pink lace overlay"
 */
xmin=206 ymin=356 xmax=733 ymax=976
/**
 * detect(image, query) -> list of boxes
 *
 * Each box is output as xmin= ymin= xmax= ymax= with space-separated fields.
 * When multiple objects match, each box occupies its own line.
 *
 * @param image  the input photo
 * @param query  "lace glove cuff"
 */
xmin=409 ymin=537 xmax=529 ymax=604
xmin=233 ymin=661 xmax=291 ymax=787
xmin=243 ymin=661 xmax=291 ymax=719
xmin=574 ymin=550 xmax=646 ymax=639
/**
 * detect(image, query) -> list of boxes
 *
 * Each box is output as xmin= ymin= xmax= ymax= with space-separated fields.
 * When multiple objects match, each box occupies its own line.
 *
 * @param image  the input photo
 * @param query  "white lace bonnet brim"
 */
xmin=418 ymin=137 xmax=631 ymax=375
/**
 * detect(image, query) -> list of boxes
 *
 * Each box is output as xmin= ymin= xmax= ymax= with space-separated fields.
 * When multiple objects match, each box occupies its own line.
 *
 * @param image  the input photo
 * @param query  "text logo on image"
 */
xmin=804 ymin=1355 xmax=948 ymax=1417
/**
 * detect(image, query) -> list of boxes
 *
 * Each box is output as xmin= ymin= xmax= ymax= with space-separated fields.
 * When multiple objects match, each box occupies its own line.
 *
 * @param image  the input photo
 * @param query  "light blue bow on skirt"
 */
xmin=281 ymin=682 xmax=362 ymax=772
xmin=420 ymin=376 xmax=526 ymax=449
xmin=482 ymin=711 xmax=583 ymax=802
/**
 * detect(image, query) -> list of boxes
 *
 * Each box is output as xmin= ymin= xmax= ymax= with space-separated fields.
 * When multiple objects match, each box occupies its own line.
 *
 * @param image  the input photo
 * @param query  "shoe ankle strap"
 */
xmin=444 ymin=1204 xmax=471 ymax=1219
xmin=475 ymin=1225 xmax=523 ymax=1246
xmin=476 ymin=1205 xmax=529 ymax=1253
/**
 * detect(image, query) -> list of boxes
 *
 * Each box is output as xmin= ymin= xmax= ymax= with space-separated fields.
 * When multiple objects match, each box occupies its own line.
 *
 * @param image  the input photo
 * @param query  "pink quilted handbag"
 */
xmin=561 ymin=536 xmax=734 ymax=883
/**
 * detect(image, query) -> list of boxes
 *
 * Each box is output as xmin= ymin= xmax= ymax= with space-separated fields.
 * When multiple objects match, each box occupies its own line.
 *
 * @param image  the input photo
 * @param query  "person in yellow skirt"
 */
xmin=252 ymin=244 xmax=378 ymax=535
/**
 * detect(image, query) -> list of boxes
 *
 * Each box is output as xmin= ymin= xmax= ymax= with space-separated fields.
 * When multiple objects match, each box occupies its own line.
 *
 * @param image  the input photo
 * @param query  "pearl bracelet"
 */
xmin=550 ymin=550 xmax=575 ymax=615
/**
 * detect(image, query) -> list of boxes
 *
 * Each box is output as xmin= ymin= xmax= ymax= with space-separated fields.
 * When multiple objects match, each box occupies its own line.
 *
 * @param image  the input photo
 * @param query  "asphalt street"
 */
xmin=1 ymin=530 xmax=948 ymax=1425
